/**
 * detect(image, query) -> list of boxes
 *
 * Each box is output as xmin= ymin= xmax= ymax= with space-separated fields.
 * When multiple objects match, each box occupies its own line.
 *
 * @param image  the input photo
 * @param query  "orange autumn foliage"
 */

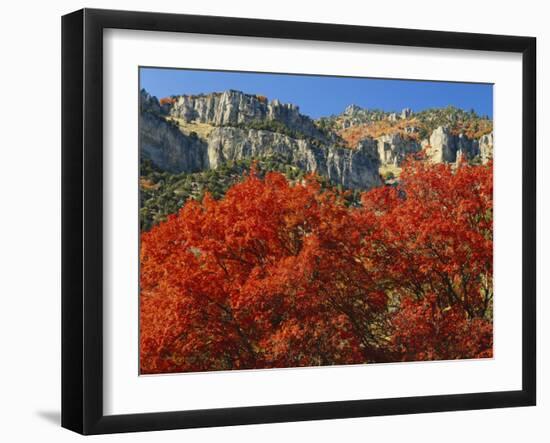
xmin=338 ymin=118 xmax=493 ymax=148
xmin=140 ymin=160 xmax=493 ymax=373
xmin=339 ymin=118 xmax=424 ymax=147
xmin=159 ymin=96 xmax=176 ymax=106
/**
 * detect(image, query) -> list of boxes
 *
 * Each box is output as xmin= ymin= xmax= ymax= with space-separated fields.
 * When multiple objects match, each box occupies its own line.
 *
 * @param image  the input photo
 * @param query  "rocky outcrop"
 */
xmin=425 ymin=126 xmax=458 ymax=163
xmin=140 ymin=112 xmax=208 ymax=173
xmin=140 ymin=89 xmax=208 ymax=173
xmin=207 ymin=127 xmax=381 ymax=189
xmin=479 ymin=133 xmax=494 ymax=163
xmin=424 ymin=126 xmax=492 ymax=165
xmin=400 ymin=108 xmax=413 ymax=119
xmin=141 ymin=110 xmax=492 ymax=186
xmin=140 ymin=113 xmax=382 ymax=190
xmin=455 ymin=133 xmax=479 ymax=160
xmin=140 ymin=89 xmax=162 ymax=115
xmin=375 ymin=134 xmax=421 ymax=166
xmin=338 ymin=139 xmax=383 ymax=189
xmin=343 ymin=104 xmax=362 ymax=116
xmin=140 ymin=89 xmax=493 ymax=192
xmin=168 ymin=90 xmax=326 ymax=141
xmin=140 ymin=89 xmax=383 ymax=189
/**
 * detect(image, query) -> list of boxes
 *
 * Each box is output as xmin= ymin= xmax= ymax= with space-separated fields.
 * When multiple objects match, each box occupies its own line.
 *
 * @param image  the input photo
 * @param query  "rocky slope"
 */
xmin=324 ymin=103 xmax=493 ymax=167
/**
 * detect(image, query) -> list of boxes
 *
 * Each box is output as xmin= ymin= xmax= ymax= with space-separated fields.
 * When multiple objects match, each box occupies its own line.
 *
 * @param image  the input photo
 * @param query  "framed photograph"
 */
xmin=62 ymin=8 xmax=536 ymax=435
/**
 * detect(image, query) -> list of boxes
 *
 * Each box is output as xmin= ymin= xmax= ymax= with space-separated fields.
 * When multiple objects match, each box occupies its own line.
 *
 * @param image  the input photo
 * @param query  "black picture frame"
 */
xmin=62 ymin=8 xmax=537 ymax=435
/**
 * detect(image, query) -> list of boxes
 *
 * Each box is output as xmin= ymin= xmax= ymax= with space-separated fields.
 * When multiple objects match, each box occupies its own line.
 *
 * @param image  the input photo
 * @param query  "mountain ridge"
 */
xmin=139 ymin=88 xmax=494 ymax=229
xmin=141 ymin=88 xmax=493 ymax=176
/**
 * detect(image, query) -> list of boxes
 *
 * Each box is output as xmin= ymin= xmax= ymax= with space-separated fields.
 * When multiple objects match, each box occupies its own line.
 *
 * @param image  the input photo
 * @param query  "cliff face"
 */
xmin=140 ymin=112 xmax=208 ymax=173
xmin=169 ymin=90 xmax=327 ymax=141
xmin=207 ymin=127 xmax=381 ymax=189
xmin=479 ymin=133 xmax=494 ymax=164
xmin=371 ymin=127 xmax=493 ymax=168
xmin=140 ymin=110 xmax=381 ymax=189
xmin=375 ymin=134 xmax=422 ymax=166
xmin=424 ymin=126 xmax=493 ymax=164
xmin=140 ymin=89 xmax=382 ymax=189
xmin=140 ymin=89 xmax=493 ymax=192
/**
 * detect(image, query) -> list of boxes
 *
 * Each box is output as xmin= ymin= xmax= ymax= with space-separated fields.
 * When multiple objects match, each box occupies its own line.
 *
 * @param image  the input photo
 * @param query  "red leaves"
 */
xmin=360 ymin=159 xmax=493 ymax=314
xmin=357 ymin=159 xmax=493 ymax=361
xmin=392 ymin=294 xmax=493 ymax=361
xmin=140 ymin=161 xmax=493 ymax=374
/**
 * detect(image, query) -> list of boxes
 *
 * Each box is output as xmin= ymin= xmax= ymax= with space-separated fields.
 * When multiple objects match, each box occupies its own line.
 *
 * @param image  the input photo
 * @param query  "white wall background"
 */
xmin=0 ymin=0 xmax=546 ymax=441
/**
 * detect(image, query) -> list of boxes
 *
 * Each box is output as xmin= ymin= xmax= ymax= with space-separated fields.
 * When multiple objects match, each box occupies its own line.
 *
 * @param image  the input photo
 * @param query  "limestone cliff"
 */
xmin=375 ymin=133 xmax=422 ymax=166
xmin=424 ymin=126 xmax=493 ymax=164
xmin=140 ymin=112 xmax=208 ymax=173
xmin=206 ymin=127 xmax=381 ymax=189
xmin=140 ymin=111 xmax=381 ymax=190
xmin=140 ymin=89 xmax=493 ymax=193
xmin=168 ymin=90 xmax=327 ymax=141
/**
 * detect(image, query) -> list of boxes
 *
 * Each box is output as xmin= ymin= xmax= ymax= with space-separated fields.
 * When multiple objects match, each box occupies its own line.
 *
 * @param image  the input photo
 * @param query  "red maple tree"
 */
xmin=358 ymin=158 xmax=493 ymax=361
xmin=140 ymin=159 xmax=493 ymax=374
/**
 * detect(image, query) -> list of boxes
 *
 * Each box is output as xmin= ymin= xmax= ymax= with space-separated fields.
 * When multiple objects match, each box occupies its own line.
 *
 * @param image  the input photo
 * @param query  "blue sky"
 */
xmin=140 ymin=67 xmax=493 ymax=119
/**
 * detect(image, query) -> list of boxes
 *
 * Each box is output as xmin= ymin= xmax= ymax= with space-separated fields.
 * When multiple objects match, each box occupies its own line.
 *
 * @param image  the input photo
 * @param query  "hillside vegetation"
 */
xmin=140 ymin=156 xmax=315 ymax=230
